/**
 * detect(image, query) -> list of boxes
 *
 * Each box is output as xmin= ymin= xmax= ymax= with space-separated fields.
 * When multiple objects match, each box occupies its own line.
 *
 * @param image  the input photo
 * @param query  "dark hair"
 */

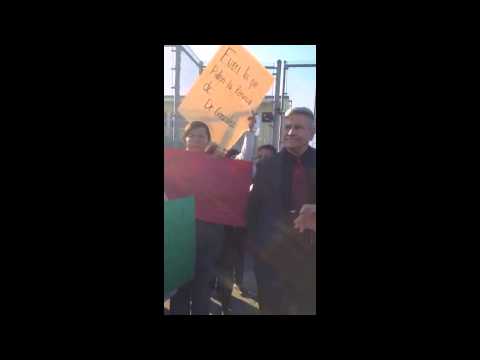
xmin=205 ymin=143 xmax=218 ymax=155
xmin=183 ymin=121 xmax=211 ymax=143
xmin=257 ymin=144 xmax=277 ymax=154
xmin=225 ymin=148 xmax=240 ymax=159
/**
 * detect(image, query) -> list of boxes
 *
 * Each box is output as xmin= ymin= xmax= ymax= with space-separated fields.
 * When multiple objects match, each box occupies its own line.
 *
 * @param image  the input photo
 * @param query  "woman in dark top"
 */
xmin=169 ymin=121 xmax=225 ymax=315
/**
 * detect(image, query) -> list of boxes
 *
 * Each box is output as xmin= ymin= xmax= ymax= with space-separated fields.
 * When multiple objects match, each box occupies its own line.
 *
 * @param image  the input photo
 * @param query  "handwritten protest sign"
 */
xmin=164 ymin=148 xmax=252 ymax=227
xmin=178 ymin=45 xmax=274 ymax=150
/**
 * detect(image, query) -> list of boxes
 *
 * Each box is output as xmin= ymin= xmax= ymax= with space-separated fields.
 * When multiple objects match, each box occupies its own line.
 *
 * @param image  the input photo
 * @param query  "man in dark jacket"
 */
xmin=247 ymin=107 xmax=316 ymax=315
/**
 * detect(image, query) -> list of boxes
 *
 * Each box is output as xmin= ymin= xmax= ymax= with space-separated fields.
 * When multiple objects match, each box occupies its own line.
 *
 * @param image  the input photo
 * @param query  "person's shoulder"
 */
xmin=305 ymin=146 xmax=316 ymax=164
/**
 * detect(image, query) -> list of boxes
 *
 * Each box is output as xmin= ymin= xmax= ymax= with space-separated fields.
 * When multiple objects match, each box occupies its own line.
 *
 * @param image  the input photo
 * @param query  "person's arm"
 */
xmin=294 ymin=204 xmax=316 ymax=233
xmin=236 ymin=132 xmax=256 ymax=161
xmin=244 ymin=132 xmax=256 ymax=162
xmin=235 ymin=134 xmax=247 ymax=160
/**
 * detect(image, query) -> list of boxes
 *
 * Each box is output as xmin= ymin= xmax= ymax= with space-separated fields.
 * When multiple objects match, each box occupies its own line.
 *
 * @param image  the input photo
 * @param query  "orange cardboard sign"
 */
xmin=178 ymin=45 xmax=274 ymax=150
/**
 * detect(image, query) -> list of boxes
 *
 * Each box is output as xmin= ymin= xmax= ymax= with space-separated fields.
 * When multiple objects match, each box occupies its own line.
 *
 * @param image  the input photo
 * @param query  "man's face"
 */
xmin=257 ymin=148 xmax=274 ymax=161
xmin=283 ymin=114 xmax=315 ymax=154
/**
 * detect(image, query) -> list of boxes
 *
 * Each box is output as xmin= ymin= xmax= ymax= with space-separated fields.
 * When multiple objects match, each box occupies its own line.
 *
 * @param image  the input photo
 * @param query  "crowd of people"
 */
xmin=165 ymin=106 xmax=317 ymax=315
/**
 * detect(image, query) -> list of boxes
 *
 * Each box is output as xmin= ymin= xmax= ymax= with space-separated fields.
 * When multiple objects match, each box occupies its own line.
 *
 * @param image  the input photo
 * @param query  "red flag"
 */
xmin=164 ymin=148 xmax=252 ymax=227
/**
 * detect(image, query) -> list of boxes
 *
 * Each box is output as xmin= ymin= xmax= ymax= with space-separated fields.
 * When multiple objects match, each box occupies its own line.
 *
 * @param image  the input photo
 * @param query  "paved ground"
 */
xmin=164 ymin=254 xmax=260 ymax=315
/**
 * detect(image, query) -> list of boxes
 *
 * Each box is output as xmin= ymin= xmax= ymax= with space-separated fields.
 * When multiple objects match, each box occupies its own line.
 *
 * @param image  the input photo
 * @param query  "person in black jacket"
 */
xmin=247 ymin=107 xmax=316 ymax=315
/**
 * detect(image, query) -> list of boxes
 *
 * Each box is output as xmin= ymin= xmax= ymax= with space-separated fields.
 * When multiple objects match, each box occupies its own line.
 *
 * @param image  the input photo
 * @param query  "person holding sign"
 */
xmin=246 ymin=107 xmax=316 ymax=315
xmin=169 ymin=121 xmax=225 ymax=315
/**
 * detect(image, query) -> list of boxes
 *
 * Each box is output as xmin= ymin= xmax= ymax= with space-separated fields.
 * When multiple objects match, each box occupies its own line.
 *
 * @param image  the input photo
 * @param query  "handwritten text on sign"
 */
xmin=178 ymin=45 xmax=274 ymax=149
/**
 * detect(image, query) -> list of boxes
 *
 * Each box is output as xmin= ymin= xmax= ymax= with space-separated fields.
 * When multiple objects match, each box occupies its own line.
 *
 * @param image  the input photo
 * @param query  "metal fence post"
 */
xmin=272 ymin=60 xmax=282 ymax=152
xmin=173 ymin=45 xmax=182 ymax=147
xmin=279 ymin=61 xmax=288 ymax=150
